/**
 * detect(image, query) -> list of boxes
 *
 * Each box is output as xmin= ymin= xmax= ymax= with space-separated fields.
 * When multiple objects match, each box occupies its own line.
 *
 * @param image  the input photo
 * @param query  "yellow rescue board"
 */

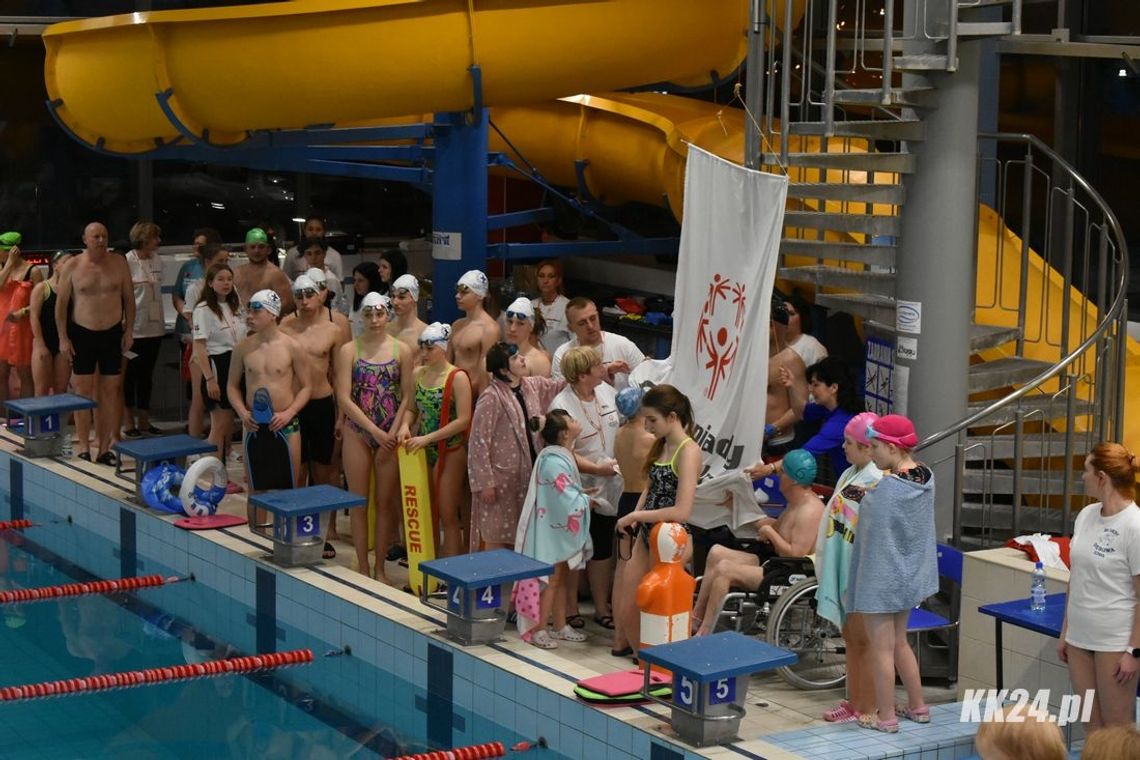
xmin=398 ymin=447 xmax=438 ymax=594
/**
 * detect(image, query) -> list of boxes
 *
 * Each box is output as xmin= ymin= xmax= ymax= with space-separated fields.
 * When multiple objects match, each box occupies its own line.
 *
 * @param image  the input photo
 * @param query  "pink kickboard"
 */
xmin=174 ymin=514 xmax=247 ymax=531
xmin=576 ymin=668 xmax=669 ymax=698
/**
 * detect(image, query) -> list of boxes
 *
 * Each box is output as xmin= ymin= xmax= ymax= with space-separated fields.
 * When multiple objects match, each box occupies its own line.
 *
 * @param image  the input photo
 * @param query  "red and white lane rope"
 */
xmin=390 ymin=741 xmax=507 ymax=760
xmin=0 ymin=649 xmax=314 ymax=703
xmin=0 ymin=574 xmax=188 ymax=605
xmin=0 ymin=520 xmax=34 ymax=531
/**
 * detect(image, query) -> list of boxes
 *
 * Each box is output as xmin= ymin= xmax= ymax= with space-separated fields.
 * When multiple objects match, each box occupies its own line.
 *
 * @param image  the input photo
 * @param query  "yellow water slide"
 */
xmin=44 ymin=0 xmax=1133 ymax=447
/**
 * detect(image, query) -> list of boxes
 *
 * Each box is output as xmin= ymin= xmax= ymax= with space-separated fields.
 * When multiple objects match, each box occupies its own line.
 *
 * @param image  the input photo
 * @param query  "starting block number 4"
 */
xmin=448 ymin=584 xmax=502 ymax=612
xmin=675 ymin=676 xmax=736 ymax=709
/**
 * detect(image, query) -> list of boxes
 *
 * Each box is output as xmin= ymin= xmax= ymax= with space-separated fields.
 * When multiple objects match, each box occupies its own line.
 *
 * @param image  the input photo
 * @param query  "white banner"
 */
xmin=630 ymin=146 xmax=787 ymax=487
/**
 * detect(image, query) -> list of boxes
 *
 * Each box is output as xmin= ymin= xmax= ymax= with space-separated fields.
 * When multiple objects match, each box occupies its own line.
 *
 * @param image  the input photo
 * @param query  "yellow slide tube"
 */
xmin=43 ymin=0 xmax=752 ymax=154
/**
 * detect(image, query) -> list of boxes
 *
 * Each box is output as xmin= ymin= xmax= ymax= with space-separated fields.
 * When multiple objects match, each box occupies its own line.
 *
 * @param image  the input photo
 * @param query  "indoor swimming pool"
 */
xmin=0 ymin=451 xmax=609 ymax=760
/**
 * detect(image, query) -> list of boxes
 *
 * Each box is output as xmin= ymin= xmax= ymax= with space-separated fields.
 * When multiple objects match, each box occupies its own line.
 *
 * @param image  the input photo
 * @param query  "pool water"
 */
xmin=0 ymin=523 xmax=561 ymax=760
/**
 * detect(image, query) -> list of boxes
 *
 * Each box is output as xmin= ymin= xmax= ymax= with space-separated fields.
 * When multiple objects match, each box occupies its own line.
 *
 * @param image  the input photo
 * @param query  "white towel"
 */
xmin=1012 ymin=533 xmax=1066 ymax=570
xmin=688 ymin=471 xmax=765 ymax=531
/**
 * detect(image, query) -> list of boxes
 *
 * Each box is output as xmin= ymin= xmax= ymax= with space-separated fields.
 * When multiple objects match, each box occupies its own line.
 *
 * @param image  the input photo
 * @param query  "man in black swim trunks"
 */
xmin=56 ymin=222 xmax=135 ymax=465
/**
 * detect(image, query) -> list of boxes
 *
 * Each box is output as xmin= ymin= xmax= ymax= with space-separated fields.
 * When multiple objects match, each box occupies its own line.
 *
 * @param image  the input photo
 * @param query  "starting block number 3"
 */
xmin=675 ymin=676 xmax=736 ymax=709
xmin=448 ymin=584 xmax=501 ymax=612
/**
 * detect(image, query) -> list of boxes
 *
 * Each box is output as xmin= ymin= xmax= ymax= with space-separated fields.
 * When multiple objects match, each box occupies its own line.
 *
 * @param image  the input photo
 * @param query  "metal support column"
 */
xmin=430 ymin=109 xmax=489 ymax=323
xmin=894 ymin=13 xmax=981 ymax=539
xmin=744 ymin=0 xmax=766 ymax=169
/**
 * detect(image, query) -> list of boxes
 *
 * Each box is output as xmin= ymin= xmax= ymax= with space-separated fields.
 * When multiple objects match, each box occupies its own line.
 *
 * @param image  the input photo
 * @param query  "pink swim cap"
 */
xmin=844 ymin=412 xmax=879 ymax=446
xmin=867 ymin=414 xmax=918 ymax=449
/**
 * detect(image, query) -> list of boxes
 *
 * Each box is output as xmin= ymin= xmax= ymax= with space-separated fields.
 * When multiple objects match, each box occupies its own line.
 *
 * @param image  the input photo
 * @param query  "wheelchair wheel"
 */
xmin=765 ymin=577 xmax=846 ymax=690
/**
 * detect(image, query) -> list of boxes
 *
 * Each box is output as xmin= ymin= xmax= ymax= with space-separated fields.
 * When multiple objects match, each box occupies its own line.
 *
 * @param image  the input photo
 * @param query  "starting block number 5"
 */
xmin=448 ymin=585 xmax=501 ymax=612
xmin=675 ymin=676 xmax=736 ymax=709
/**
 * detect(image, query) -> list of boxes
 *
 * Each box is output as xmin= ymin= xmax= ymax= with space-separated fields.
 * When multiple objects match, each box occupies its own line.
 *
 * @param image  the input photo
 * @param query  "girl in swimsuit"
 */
xmin=30 ymin=251 xmax=73 ymax=396
xmin=396 ymin=322 xmax=473 ymax=558
xmin=0 ymin=237 xmax=44 ymax=406
xmin=335 ymin=292 xmax=413 ymax=582
xmin=613 ymin=383 xmax=700 ymax=655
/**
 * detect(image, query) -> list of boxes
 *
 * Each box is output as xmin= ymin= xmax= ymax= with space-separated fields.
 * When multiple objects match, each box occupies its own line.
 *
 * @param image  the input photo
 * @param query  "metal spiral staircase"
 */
xmin=755 ymin=0 xmax=1129 ymax=547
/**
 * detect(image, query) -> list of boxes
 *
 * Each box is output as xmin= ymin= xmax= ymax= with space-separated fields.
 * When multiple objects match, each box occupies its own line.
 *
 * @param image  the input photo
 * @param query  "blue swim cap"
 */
xmin=783 ymin=449 xmax=817 ymax=486
xmin=615 ymin=387 xmax=644 ymax=419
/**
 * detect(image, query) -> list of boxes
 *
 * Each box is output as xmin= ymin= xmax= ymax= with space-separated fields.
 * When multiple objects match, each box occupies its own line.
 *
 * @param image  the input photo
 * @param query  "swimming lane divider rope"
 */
xmin=390 ymin=740 xmax=506 ymax=760
xmin=0 ymin=573 xmax=190 ymax=604
xmin=0 ymin=649 xmax=315 ymax=703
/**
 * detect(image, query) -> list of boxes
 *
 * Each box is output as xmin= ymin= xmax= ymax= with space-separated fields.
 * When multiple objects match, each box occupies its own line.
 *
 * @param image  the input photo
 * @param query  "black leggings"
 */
xmin=123 ymin=336 xmax=163 ymax=411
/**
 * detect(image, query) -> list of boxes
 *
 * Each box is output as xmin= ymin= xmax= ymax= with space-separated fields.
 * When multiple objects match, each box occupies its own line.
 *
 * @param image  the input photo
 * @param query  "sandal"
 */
xmin=322 ymin=542 xmax=337 ymax=560
xmin=554 ymin=625 xmax=587 ymax=643
xmin=95 ymin=451 xmax=118 ymax=467
xmin=143 ymin=426 xmax=163 ymax=436
xmin=525 ymin=629 xmax=558 ymax=650
xmin=593 ymin=615 xmax=615 ymax=630
xmin=565 ymin=614 xmax=586 ymax=629
xmin=896 ymin=704 xmax=930 ymax=724
xmin=77 ymin=452 xmax=92 ymax=462
xmin=823 ymin=700 xmax=859 ymax=723
xmin=857 ymin=714 xmax=899 ymax=734
xmin=610 ymin=646 xmax=633 ymax=658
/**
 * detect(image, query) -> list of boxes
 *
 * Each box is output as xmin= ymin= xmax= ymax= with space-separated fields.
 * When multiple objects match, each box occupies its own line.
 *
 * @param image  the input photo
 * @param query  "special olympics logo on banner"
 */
xmin=695 ymin=274 xmax=746 ymax=400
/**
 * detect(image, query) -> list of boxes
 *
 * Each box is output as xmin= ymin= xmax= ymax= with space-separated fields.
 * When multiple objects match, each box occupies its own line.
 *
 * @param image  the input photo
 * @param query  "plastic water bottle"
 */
xmin=1030 ymin=561 xmax=1047 ymax=612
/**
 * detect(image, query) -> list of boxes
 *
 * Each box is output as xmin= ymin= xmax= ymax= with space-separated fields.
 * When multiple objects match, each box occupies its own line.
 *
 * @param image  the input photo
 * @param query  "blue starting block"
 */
xmin=419 ymin=549 xmax=553 ymax=645
xmin=637 ymin=632 xmax=797 ymax=747
xmin=113 ymin=434 xmax=217 ymax=505
xmin=249 ymin=485 xmax=366 ymax=566
xmin=4 ymin=394 xmax=97 ymax=458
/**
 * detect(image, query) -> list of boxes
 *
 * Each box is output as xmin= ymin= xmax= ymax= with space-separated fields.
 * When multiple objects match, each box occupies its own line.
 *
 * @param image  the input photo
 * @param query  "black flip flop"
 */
xmin=322 ymin=542 xmax=337 ymax=560
xmin=610 ymin=646 xmax=633 ymax=657
xmin=95 ymin=451 xmax=117 ymax=467
xmin=77 ymin=452 xmax=91 ymax=462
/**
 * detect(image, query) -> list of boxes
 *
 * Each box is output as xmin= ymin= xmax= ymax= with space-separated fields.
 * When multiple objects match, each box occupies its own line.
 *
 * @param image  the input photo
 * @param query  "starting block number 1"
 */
xmin=448 ymin=584 xmax=502 ymax=612
xmin=39 ymin=414 xmax=60 ymax=434
xmin=675 ymin=676 xmax=736 ymax=709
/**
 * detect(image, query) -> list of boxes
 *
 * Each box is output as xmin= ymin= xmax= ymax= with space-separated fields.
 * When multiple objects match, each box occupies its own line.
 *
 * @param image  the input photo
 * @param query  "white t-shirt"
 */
xmin=789 ymin=333 xmax=828 ymax=369
xmin=283 ymin=245 xmax=343 ymax=282
xmin=192 ymin=302 xmax=247 ymax=356
xmin=182 ymin=278 xmax=204 ymax=321
xmin=1065 ymin=501 xmax=1140 ymax=651
xmin=533 ymin=294 xmax=571 ymax=354
xmin=126 ymin=250 xmax=166 ymax=339
xmin=550 ymin=331 xmax=645 ymax=391
xmin=550 ymin=384 xmax=624 ymax=516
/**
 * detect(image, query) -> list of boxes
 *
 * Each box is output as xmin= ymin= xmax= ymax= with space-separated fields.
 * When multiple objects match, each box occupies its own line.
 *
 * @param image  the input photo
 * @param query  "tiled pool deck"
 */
xmin=0 ymin=430 xmax=980 ymax=760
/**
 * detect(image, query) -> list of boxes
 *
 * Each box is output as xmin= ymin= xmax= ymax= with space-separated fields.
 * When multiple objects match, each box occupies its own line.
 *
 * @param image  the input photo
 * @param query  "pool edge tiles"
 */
xmin=0 ymin=445 xmax=770 ymax=760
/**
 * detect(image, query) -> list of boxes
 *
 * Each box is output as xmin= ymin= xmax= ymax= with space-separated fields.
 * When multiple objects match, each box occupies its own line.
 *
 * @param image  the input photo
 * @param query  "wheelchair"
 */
xmin=699 ymin=554 xmax=847 ymax=690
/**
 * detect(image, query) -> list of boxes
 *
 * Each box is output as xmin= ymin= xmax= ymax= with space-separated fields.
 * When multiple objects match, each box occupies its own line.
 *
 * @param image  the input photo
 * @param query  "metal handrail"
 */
xmin=918 ymin=131 xmax=1130 ymax=452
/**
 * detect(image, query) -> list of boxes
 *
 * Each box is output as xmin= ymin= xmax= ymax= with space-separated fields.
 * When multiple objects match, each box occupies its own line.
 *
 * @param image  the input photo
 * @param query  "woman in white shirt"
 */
xmin=123 ymin=222 xmax=166 ymax=438
xmin=550 ymin=345 xmax=623 ymax=631
xmin=1059 ymin=442 xmax=1140 ymax=730
xmin=192 ymin=263 xmax=247 ymax=467
xmin=532 ymin=260 xmax=571 ymax=354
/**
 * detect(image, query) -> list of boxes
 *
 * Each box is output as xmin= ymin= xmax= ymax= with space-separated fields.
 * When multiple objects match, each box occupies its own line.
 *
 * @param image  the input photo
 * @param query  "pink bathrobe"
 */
xmin=468 ymin=375 xmax=565 ymax=549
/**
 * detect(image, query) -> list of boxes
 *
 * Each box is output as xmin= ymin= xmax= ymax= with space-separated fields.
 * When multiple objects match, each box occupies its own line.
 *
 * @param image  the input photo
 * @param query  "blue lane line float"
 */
xmin=140 ymin=462 xmax=185 ymax=514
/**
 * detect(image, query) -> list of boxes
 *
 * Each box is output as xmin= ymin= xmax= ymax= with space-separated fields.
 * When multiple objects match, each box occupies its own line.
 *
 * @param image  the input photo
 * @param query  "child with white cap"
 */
xmin=387 ymin=273 xmax=428 ymax=350
xmin=227 ymin=289 xmax=313 ymax=514
xmin=503 ymin=296 xmax=551 ymax=378
xmin=396 ymin=321 xmax=473 ymax=558
xmin=298 ymin=267 xmax=351 ymax=336
xmin=336 ymin=292 xmax=415 ymax=581
xmin=299 ymin=238 xmax=345 ymax=313
xmin=450 ymin=269 xmax=499 ymax=396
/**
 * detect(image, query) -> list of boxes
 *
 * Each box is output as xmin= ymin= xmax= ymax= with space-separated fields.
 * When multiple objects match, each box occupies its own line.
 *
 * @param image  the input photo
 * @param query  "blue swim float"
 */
xmin=140 ymin=463 xmax=185 ymax=514
xmin=179 ymin=456 xmax=228 ymax=517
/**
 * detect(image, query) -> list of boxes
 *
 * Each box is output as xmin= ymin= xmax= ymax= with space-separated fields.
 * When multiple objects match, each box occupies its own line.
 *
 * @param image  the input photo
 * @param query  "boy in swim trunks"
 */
xmin=228 ymin=290 xmax=312 ymax=523
xmin=691 ymin=449 xmax=825 ymax=636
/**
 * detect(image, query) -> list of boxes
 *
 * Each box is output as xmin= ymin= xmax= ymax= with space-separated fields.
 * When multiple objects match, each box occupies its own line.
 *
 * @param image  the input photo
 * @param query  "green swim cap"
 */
xmin=0 ymin=232 xmax=22 ymax=251
xmin=245 ymin=228 xmax=268 ymax=245
xmin=783 ymin=449 xmax=817 ymax=486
